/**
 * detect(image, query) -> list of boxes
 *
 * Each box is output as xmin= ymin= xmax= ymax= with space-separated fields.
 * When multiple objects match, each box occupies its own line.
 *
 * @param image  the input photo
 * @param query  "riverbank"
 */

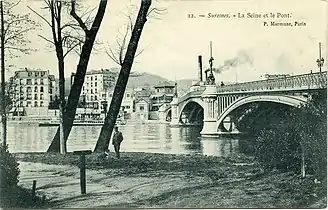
xmin=13 ymin=152 xmax=326 ymax=208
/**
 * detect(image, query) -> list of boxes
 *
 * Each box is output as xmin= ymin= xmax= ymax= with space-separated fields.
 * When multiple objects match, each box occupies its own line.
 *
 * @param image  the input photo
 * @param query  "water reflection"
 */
xmin=201 ymin=137 xmax=239 ymax=157
xmin=4 ymin=122 xmax=252 ymax=157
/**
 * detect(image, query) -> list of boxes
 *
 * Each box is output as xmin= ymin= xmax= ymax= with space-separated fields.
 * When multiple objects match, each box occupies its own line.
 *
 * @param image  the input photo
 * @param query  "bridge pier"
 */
xmin=200 ymin=85 xmax=219 ymax=137
xmin=170 ymin=97 xmax=180 ymax=127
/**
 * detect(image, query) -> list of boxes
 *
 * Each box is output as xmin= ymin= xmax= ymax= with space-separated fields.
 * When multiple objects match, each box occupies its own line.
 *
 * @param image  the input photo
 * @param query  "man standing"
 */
xmin=112 ymin=125 xmax=123 ymax=159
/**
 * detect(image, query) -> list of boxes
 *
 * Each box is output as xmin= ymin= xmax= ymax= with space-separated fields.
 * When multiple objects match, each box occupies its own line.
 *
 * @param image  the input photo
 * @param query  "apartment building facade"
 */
xmin=71 ymin=69 xmax=117 ymax=118
xmin=10 ymin=68 xmax=58 ymax=116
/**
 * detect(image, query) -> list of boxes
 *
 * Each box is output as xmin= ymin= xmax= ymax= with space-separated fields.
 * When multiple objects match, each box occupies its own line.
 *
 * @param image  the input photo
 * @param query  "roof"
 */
xmin=150 ymin=93 xmax=164 ymax=98
xmin=135 ymin=98 xmax=150 ymax=104
xmin=154 ymin=81 xmax=175 ymax=88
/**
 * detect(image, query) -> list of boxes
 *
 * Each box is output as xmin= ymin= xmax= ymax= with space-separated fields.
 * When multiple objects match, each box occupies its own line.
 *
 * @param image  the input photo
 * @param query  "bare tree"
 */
xmin=0 ymin=0 xmax=37 ymax=146
xmin=94 ymin=0 xmax=153 ymax=153
xmin=45 ymin=0 xmax=108 ymax=153
xmin=28 ymin=0 xmax=89 ymax=154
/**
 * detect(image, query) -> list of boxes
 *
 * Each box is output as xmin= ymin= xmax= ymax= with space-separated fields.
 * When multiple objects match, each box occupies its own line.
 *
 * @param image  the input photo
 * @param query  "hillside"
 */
xmin=64 ymin=71 xmax=205 ymax=96
xmin=127 ymin=72 xmax=172 ymax=88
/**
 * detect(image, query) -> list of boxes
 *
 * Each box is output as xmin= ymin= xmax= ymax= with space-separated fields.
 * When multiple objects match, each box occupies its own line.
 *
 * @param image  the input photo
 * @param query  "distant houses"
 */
xmin=8 ymin=68 xmax=178 ymax=122
xmin=134 ymin=99 xmax=149 ymax=121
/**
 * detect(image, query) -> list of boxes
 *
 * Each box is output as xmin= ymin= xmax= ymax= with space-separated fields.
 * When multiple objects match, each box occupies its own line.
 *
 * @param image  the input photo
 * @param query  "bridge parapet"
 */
xmin=177 ymin=87 xmax=205 ymax=103
xmin=217 ymin=71 xmax=327 ymax=93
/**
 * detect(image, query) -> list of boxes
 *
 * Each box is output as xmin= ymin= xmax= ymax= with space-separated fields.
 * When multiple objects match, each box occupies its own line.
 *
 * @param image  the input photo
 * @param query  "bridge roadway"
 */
xmin=167 ymin=71 xmax=327 ymax=137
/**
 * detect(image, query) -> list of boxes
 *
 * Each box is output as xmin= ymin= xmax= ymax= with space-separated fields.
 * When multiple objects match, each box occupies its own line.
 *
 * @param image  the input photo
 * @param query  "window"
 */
xmin=95 ymin=76 xmax=97 ymax=80
xmin=27 ymin=79 xmax=32 ymax=85
xmin=35 ymin=72 xmax=38 ymax=77
xmin=126 ymin=93 xmax=130 ymax=98
xmin=27 ymin=101 xmax=31 ymax=107
xmin=40 ymin=79 xmax=44 ymax=85
xmin=126 ymin=106 xmax=130 ymax=109
xmin=109 ymin=94 xmax=113 ymax=97
xmin=95 ymin=95 xmax=97 ymax=100
xmin=40 ymin=87 xmax=44 ymax=92
xmin=34 ymin=86 xmax=38 ymax=92
xmin=91 ymin=83 xmax=93 ymax=87
xmin=34 ymin=94 xmax=38 ymax=100
xmin=83 ymin=86 xmax=84 ymax=91
xmin=40 ymin=94 xmax=44 ymax=100
xmin=91 ymin=95 xmax=94 ymax=101
xmin=28 ymin=72 xmax=32 ymax=77
xmin=140 ymin=106 xmax=144 ymax=111
xmin=95 ymin=82 xmax=97 ymax=87
xmin=34 ymin=101 xmax=38 ymax=107
xmin=34 ymin=79 xmax=38 ymax=85
xmin=95 ymin=89 xmax=98 ymax=93
xmin=27 ymin=87 xmax=32 ymax=92
xmin=40 ymin=101 xmax=43 ymax=107
xmin=91 ymin=76 xmax=93 ymax=81
xmin=91 ymin=89 xmax=93 ymax=94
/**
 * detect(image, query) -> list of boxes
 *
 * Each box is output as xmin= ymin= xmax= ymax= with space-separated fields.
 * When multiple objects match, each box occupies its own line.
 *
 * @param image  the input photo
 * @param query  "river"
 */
xmin=4 ymin=121 xmax=251 ymax=156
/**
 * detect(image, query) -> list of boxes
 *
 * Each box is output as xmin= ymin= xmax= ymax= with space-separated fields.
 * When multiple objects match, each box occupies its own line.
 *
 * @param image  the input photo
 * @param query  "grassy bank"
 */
xmin=0 ymin=185 xmax=48 ymax=208
xmin=13 ymin=152 xmax=327 ymax=208
xmin=14 ymin=152 xmax=256 ymax=177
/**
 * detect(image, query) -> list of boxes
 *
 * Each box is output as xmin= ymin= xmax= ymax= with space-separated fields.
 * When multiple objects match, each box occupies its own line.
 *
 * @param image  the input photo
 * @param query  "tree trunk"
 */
xmin=94 ymin=0 xmax=152 ymax=153
xmin=0 ymin=0 xmax=7 ymax=147
xmin=47 ymin=0 xmax=108 ymax=152
xmin=58 ymin=57 xmax=66 ymax=154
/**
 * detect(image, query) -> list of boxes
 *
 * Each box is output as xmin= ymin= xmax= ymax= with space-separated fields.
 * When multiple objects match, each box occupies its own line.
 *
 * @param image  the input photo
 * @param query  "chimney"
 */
xmin=198 ymin=55 xmax=203 ymax=81
xmin=205 ymin=69 xmax=209 ymax=80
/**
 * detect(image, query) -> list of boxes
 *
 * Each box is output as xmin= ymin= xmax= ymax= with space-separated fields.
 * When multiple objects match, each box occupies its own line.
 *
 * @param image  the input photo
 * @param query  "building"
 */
xmin=133 ymin=87 xmax=153 ymax=103
xmin=107 ymin=88 xmax=134 ymax=119
xmin=71 ymin=68 xmax=117 ymax=119
xmin=9 ymin=68 xmax=57 ymax=116
xmin=149 ymin=81 xmax=176 ymax=111
xmin=135 ymin=99 xmax=149 ymax=121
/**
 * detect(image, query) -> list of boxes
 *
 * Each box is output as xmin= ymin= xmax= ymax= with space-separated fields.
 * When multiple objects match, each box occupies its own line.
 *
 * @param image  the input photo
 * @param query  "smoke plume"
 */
xmin=211 ymin=50 xmax=253 ymax=73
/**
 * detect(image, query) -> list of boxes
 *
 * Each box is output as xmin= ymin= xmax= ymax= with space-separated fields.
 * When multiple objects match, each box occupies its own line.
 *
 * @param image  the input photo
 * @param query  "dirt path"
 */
xmin=16 ymin=153 xmax=325 ymax=208
xmin=18 ymin=161 xmax=210 ymax=208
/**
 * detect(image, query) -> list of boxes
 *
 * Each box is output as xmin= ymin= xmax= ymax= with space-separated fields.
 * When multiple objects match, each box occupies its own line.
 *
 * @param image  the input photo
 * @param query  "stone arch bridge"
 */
xmin=167 ymin=71 xmax=327 ymax=137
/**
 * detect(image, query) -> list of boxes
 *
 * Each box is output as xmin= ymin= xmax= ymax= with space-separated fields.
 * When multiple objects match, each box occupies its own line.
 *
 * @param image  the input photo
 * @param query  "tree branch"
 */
xmin=4 ymin=27 xmax=35 ymax=44
xmin=106 ymin=48 xmax=120 ymax=66
xmin=27 ymin=5 xmax=52 ymax=28
xmin=70 ymin=0 xmax=88 ymax=32
xmin=38 ymin=34 xmax=55 ymax=44
xmin=64 ymin=42 xmax=79 ymax=57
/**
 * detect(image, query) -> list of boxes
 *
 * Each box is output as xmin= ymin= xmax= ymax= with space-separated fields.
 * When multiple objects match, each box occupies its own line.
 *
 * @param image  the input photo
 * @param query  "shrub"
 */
xmin=0 ymin=145 xmax=20 ymax=188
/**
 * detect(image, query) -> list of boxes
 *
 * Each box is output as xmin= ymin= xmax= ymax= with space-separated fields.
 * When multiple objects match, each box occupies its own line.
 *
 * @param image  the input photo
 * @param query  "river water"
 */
xmin=4 ymin=121 xmax=251 ymax=157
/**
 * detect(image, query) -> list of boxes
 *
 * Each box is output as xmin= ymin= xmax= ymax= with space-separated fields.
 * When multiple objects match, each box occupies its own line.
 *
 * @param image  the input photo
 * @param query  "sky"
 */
xmin=5 ymin=0 xmax=328 ymax=83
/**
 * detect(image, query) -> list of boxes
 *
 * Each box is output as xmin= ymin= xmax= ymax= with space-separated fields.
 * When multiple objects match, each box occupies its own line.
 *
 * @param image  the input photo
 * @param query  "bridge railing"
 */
xmin=177 ymin=88 xmax=205 ymax=103
xmin=217 ymin=71 xmax=327 ymax=93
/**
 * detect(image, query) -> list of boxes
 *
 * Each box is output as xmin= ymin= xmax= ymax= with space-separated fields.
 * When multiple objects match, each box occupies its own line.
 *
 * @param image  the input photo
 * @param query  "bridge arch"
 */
xmin=216 ymin=95 xmax=308 ymax=131
xmin=178 ymin=98 xmax=204 ymax=124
